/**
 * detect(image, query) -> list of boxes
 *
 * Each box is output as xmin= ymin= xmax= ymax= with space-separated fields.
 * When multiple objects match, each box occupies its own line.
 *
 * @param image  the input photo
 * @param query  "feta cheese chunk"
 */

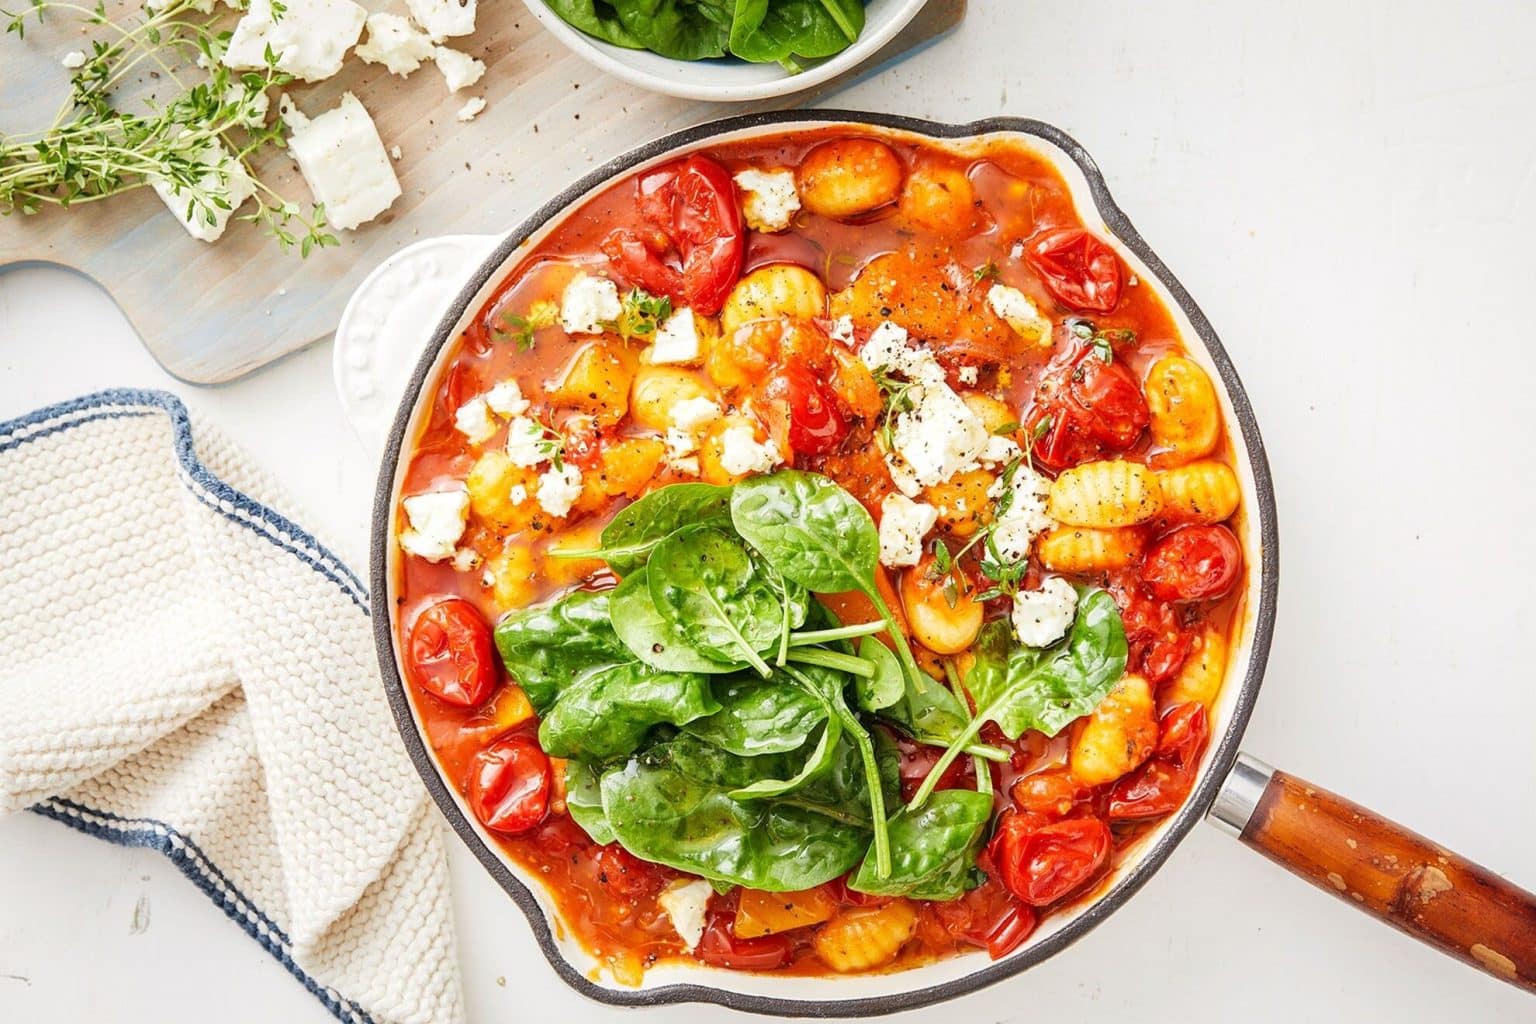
xmin=878 ymin=494 xmax=938 ymax=568
xmin=733 ymin=168 xmax=801 ymax=233
xmin=559 ymin=273 xmax=622 ymax=335
xmin=537 ymin=462 xmax=583 ymax=519
xmin=434 ymin=46 xmax=485 ymax=91
xmin=355 ymin=12 xmax=435 ymax=76
xmin=977 ymin=433 xmax=1022 ymax=468
xmin=456 ymin=95 xmax=486 ymax=122
xmin=504 ymin=416 xmax=547 ymax=468
xmin=649 ymin=307 xmax=702 ymax=365
xmin=223 ymin=0 xmax=366 ymax=83
xmin=453 ymin=395 xmax=497 ymax=443
xmin=657 ymin=879 xmax=713 ymax=950
xmin=61 ymin=50 xmax=86 ymax=69
xmin=285 ymin=92 xmax=401 ymax=231
xmin=664 ymin=396 xmax=722 ymax=463
xmin=223 ymin=82 xmax=270 ymax=128
xmin=957 ymin=365 xmax=979 ymax=386
xmin=828 ymin=314 xmax=856 ymax=347
xmin=484 ymin=380 xmax=529 ymax=417
xmin=1011 ymin=576 xmax=1078 ymax=648
xmin=405 ymin=0 xmax=476 ymax=41
xmin=988 ymin=464 xmax=1054 ymax=563
xmin=986 ymin=284 xmax=1053 ymax=346
xmin=719 ymin=425 xmax=781 ymax=477
xmin=399 ymin=485 xmax=469 ymax=562
xmin=149 ymin=138 xmax=256 ymax=243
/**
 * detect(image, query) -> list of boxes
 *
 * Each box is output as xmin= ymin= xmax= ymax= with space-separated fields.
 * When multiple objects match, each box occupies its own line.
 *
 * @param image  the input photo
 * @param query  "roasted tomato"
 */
xmin=758 ymin=360 xmax=848 ymax=457
xmin=988 ymin=811 xmax=1112 ymax=906
xmin=696 ymin=907 xmax=795 ymax=970
xmin=1011 ymin=768 xmax=1091 ymax=819
xmin=1142 ymin=525 xmax=1242 ymax=602
xmin=467 ymin=734 xmax=552 ymax=836
xmin=1109 ymin=702 xmax=1211 ymax=821
xmin=1025 ymin=227 xmax=1124 ymax=314
xmin=407 ymin=598 xmax=497 ymax=708
xmin=930 ymin=883 xmax=1038 ymax=960
xmin=594 ymin=844 xmax=668 ymax=901
xmin=1107 ymin=571 xmax=1195 ymax=684
xmin=1025 ymin=342 xmax=1149 ymax=470
xmin=603 ymin=154 xmax=744 ymax=315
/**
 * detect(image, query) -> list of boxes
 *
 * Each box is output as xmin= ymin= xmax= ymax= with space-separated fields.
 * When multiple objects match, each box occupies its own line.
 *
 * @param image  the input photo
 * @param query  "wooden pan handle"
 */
xmin=1224 ymin=757 xmax=1536 ymax=992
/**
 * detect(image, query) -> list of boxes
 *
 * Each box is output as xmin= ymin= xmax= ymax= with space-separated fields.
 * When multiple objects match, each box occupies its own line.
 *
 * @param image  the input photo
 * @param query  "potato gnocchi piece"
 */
xmin=1070 ymin=674 xmax=1158 ymax=786
xmin=961 ymin=392 xmax=1017 ymax=435
xmin=720 ymin=265 xmax=827 ymax=335
xmin=548 ymin=340 xmax=637 ymax=427
xmin=486 ymin=543 xmax=538 ymax=612
xmin=466 ymin=450 xmax=538 ymax=531
xmin=796 ymin=138 xmax=903 ymax=219
xmin=628 ymin=367 xmax=717 ymax=432
xmin=1047 ymin=460 xmax=1163 ymax=528
xmin=1163 ymin=623 xmax=1228 ymax=709
xmin=1145 ymin=356 xmax=1220 ymax=465
xmin=1155 ymin=460 xmax=1240 ymax=525
xmin=924 ymin=468 xmax=995 ymax=538
xmin=1036 ymin=525 xmax=1144 ymax=572
xmin=812 ymin=900 xmax=918 ymax=973
xmin=900 ymin=559 xmax=983 ymax=655
xmin=898 ymin=158 xmax=978 ymax=235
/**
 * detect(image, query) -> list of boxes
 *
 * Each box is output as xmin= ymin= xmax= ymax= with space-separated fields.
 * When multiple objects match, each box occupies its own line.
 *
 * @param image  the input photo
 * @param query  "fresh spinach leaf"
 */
xmin=538 ymin=661 xmax=719 ymax=760
xmin=852 ymin=634 xmax=903 ymax=712
xmin=849 ymin=789 xmax=993 ymax=900
xmin=729 ymin=0 xmax=864 ymax=70
xmin=542 ymin=0 xmax=644 ymax=48
xmin=728 ymin=716 xmax=842 ymax=800
xmin=564 ymin=760 xmax=617 ymax=845
xmin=684 ymin=676 xmax=826 ymax=755
xmin=609 ymin=567 xmax=737 ymax=674
xmin=564 ymin=482 xmax=732 ymax=575
xmin=648 ymin=525 xmax=784 ymax=676
xmin=611 ymin=0 xmax=735 ymax=60
xmin=493 ymin=590 xmax=629 ymax=711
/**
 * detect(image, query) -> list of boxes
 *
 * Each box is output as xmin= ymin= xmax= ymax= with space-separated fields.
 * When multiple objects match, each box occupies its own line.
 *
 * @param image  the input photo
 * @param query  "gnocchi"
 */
xmin=1164 ymin=623 xmax=1229 ymax=709
xmin=796 ymin=138 xmax=903 ymax=219
xmin=1145 ymin=356 xmax=1220 ymax=465
xmin=1070 ymin=674 xmax=1158 ymax=786
xmin=900 ymin=557 xmax=984 ymax=654
xmin=628 ymin=367 xmax=717 ymax=432
xmin=812 ymin=901 xmax=918 ymax=972
xmin=720 ymin=265 xmax=828 ymax=335
xmin=898 ymin=158 xmax=979 ymax=235
xmin=1155 ymin=460 xmax=1240 ymax=525
xmin=1047 ymin=460 xmax=1164 ymax=528
xmin=1036 ymin=525 xmax=1145 ymax=572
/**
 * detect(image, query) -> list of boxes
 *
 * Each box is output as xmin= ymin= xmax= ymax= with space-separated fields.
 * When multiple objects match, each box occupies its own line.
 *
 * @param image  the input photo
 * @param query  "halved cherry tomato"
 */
xmin=1106 ymin=570 xmax=1194 ymax=684
xmin=758 ymin=361 xmax=848 ymax=457
xmin=1142 ymin=525 xmax=1242 ymax=603
xmin=988 ymin=811 xmax=1112 ymax=906
xmin=1108 ymin=702 xmax=1210 ymax=821
xmin=594 ymin=843 xmax=667 ymax=901
xmin=1025 ymin=227 xmax=1124 ymax=314
xmin=602 ymin=154 xmax=744 ymax=315
xmin=696 ymin=908 xmax=795 ymax=970
xmin=1024 ymin=342 xmax=1149 ymax=470
xmin=977 ymin=902 xmax=1038 ymax=960
xmin=407 ymin=598 xmax=497 ymax=708
xmin=467 ymin=734 xmax=551 ymax=836
xmin=894 ymin=733 xmax=976 ymax=802
xmin=1011 ymin=768 xmax=1090 ymax=819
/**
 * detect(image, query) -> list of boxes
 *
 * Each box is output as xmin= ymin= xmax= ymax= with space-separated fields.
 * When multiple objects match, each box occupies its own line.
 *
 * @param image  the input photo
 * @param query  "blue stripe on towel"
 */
xmin=2 ymin=390 xmax=379 ymax=1024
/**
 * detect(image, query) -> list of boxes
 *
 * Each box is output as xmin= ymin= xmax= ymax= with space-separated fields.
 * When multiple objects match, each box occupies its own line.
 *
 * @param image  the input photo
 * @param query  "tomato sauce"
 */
xmin=392 ymin=128 xmax=1248 ymax=983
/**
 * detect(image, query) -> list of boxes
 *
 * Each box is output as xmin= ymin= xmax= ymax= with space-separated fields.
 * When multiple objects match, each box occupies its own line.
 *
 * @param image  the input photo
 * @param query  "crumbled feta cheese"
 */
xmin=399 ymin=486 xmax=469 ymax=562
xmin=669 ymin=456 xmax=700 ymax=477
xmin=988 ymin=464 xmax=1054 ymax=563
xmin=454 ymin=395 xmax=497 ymax=443
xmin=277 ymin=92 xmax=307 ymax=130
xmin=223 ymin=0 xmax=366 ymax=83
xmin=149 ymin=138 xmax=256 ymax=243
xmin=957 ymin=365 xmax=979 ymax=386
xmin=509 ymin=483 xmax=528 ymax=506
xmin=223 ymin=83 xmax=270 ymax=128
xmin=733 ymin=168 xmax=800 ymax=233
xmin=355 ymin=12 xmax=434 ymax=76
xmin=456 ymin=95 xmax=486 ymax=122
xmin=669 ymin=396 xmax=721 ymax=433
xmin=828 ymin=314 xmax=856 ymax=347
xmin=451 ymin=547 xmax=480 ymax=572
xmin=284 ymin=92 xmax=401 ymax=231
xmin=986 ymin=284 xmax=1052 ymax=346
xmin=504 ymin=416 xmax=546 ymax=468
xmin=405 ymin=0 xmax=475 ymax=41
xmin=537 ymin=462 xmax=583 ymax=518
xmin=560 ymin=273 xmax=622 ymax=335
xmin=61 ymin=49 xmax=86 ymax=69
xmin=719 ymin=425 xmax=781 ymax=477
xmin=650 ymin=308 xmax=702 ymax=365
xmin=1011 ymin=576 xmax=1078 ymax=647
xmin=484 ymin=380 xmax=529 ymax=417
xmin=878 ymin=494 xmax=938 ymax=568
xmin=977 ymin=433 xmax=1021 ymax=468
xmin=434 ymin=45 xmax=485 ymax=91
xmin=657 ymin=879 xmax=713 ymax=950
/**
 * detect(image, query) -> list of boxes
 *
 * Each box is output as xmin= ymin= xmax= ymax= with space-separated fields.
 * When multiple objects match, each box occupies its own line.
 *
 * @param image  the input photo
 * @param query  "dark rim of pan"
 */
xmin=369 ymin=110 xmax=1280 ymax=1017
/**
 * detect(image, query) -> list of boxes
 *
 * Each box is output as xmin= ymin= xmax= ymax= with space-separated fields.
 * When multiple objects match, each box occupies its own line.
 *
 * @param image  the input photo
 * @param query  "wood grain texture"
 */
xmin=1242 ymin=769 xmax=1536 ymax=992
xmin=0 ymin=0 xmax=963 ymax=384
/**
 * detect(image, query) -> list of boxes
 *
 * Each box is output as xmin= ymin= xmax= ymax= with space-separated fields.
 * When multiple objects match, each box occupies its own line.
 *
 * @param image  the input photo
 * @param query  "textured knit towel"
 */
xmin=0 ymin=390 xmax=464 ymax=1024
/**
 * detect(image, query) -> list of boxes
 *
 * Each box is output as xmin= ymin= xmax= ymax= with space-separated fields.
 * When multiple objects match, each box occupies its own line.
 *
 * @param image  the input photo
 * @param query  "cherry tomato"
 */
xmin=594 ymin=844 xmax=667 ymax=901
xmin=1106 ymin=571 xmax=1194 ymax=684
xmin=1025 ymin=342 xmax=1149 ymax=470
xmin=467 ymin=734 xmax=552 ymax=836
xmin=895 ymin=733 xmax=976 ymax=802
xmin=1108 ymin=702 xmax=1211 ymax=821
xmin=407 ymin=599 xmax=497 ymax=708
xmin=1011 ymin=768 xmax=1090 ymax=819
xmin=696 ymin=908 xmax=794 ymax=970
xmin=1024 ymin=227 xmax=1124 ymax=314
xmin=1142 ymin=525 xmax=1242 ymax=603
xmin=989 ymin=811 xmax=1112 ymax=906
xmin=758 ymin=361 xmax=848 ymax=456
xmin=603 ymin=154 xmax=744 ymax=315
xmin=977 ymin=902 xmax=1038 ymax=960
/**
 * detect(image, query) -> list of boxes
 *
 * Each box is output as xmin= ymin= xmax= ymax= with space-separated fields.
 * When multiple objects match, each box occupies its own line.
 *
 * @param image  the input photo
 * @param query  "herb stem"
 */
xmin=944 ymin=659 xmax=992 ymax=798
xmin=784 ymin=648 xmax=874 ymax=679
xmin=786 ymin=621 xmax=885 ymax=646
xmin=862 ymin=584 xmax=930 ymax=700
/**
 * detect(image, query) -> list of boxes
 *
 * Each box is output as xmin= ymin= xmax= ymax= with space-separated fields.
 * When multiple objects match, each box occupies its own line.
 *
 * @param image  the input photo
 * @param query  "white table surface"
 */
xmin=3 ymin=1 xmax=1535 ymax=1020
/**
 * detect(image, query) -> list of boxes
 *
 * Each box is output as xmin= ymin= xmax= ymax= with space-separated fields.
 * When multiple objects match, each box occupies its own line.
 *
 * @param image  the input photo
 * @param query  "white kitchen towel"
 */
xmin=0 ymin=389 xmax=464 ymax=1024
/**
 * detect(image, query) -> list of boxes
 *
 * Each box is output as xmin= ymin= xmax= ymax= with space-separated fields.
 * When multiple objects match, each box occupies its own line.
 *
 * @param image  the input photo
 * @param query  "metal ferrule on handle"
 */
xmin=1207 ymin=752 xmax=1275 ymax=838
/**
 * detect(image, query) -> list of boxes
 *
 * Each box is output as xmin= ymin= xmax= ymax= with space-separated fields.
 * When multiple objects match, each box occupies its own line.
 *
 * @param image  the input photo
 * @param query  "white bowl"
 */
xmin=517 ymin=0 xmax=931 ymax=101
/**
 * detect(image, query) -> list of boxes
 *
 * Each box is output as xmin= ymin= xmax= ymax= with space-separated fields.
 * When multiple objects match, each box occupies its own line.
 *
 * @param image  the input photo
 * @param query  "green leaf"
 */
xmin=728 ymin=0 xmax=864 ymax=69
xmin=538 ymin=661 xmax=719 ymax=759
xmin=728 ymin=715 xmax=842 ymax=800
xmin=849 ymin=789 xmax=993 ymax=900
xmin=609 ymin=567 xmax=736 ymax=673
xmin=572 ymin=482 xmax=732 ymax=574
xmin=564 ymin=760 xmax=617 ymax=845
xmin=611 ymin=0 xmax=734 ymax=60
xmin=684 ymin=676 xmax=827 ymax=755
xmin=852 ymin=635 xmax=903 ymax=712
xmin=542 ymin=0 xmax=645 ymax=47
xmin=647 ymin=525 xmax=785 ymax=675
xmin=493 ymin=590 xmax=630 ymax=711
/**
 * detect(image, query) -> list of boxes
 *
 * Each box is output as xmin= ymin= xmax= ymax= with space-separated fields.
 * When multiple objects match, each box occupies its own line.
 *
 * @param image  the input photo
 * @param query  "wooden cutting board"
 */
xmin=0 ymin=0 xmax=963 ymax=383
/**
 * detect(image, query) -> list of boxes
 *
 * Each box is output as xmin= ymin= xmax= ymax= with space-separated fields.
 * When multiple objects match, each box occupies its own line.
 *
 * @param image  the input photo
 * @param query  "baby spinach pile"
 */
xmin=544 ymin=0 xmax=868 ymax=73
xmin=495 ymin=470 xmax=1129 ymax=899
